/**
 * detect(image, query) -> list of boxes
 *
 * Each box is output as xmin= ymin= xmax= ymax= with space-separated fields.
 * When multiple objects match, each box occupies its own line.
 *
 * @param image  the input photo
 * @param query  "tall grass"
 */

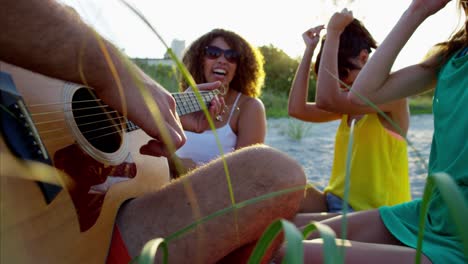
xmin=281 ymin=119 xmax=313 ymax=141
xmin=117 ymin=2 xmax=466 ymax=263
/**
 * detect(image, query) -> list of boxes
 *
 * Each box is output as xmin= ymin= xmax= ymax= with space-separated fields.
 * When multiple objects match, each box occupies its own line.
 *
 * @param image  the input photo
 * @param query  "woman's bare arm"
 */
xmin=348 ymin=0 xmax=449 ymax=104
xmin=288 ymin=26 xmax=342 ymax=123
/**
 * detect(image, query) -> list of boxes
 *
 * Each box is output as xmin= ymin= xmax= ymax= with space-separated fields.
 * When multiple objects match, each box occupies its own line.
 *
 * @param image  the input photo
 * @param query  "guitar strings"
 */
xmin=34 ymin=110 xmax=120 ymax=126
xmin=39 ymin=117 xmax=127 ymax=136
xmin=38 ymin=120 xmax=130 ymax=144
xmin=40 ymin=123 xmax=130 ymax=144
xmin=27 ymin=91 xmax=216 ymax=142
xmin=28 ymin=99 xmax=102 ymax=108
xmin=30 ymin=104 xmax=111 ymax=116
xmin=28 ymin=91 xmax=214 ymax=117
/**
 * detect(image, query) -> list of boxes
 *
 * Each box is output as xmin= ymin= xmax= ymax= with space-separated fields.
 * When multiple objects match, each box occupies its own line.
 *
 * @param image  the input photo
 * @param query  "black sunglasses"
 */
xmin=204 ymin=45 xmax=240 ymax=63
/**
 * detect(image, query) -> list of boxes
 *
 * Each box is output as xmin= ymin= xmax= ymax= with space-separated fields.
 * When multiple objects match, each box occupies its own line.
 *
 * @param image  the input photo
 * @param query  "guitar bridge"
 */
xmin=0 ymin=72 xmax=61 ymax=203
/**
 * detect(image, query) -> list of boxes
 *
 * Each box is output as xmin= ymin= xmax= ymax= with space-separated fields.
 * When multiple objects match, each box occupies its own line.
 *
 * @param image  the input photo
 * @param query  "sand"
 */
xmin=265 ymin=114 xmax=434 ymax=199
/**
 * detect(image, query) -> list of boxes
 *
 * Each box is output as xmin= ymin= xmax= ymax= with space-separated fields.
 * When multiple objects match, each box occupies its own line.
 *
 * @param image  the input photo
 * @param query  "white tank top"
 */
xmin=176 ymin=93 xmax=241 ymax=165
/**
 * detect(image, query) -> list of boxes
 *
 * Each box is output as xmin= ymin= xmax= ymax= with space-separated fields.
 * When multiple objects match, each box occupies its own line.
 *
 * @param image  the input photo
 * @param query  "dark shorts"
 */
xmin=326 ymin=193 xmax=354 ymax=213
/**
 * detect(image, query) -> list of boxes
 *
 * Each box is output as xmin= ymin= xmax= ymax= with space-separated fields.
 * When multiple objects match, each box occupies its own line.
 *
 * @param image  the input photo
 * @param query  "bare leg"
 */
xmin=301 ymin=239 xmax=432 ymax=264
xmin=293 ymin=212 xmax=340 ymax=227
xmin=116 ymin=145 xmax=306 ymax=263
xmin=298 ymin=184 xmax=327 ymax=212
xmin=309 ymin=210 xmax=402 ymax=244
xmin=274 ymin=210 xmax=432 ymax=263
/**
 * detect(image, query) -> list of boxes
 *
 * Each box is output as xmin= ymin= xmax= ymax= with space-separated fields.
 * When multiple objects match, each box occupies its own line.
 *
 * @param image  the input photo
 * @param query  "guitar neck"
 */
xmin=172 ymin=90 xmax=215 ymax=116
xmin=124 ymin=90 xmax=216 ymax=132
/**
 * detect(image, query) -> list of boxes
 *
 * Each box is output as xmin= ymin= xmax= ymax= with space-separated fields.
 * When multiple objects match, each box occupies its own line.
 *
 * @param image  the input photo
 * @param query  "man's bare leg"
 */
xmin=116 ymin=145 xmax=306 ymax=263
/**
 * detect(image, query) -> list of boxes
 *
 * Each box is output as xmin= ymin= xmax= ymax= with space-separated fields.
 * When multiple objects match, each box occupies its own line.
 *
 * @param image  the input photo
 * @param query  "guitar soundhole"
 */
xmin=72 ymin=88 xmax=122 ymax=153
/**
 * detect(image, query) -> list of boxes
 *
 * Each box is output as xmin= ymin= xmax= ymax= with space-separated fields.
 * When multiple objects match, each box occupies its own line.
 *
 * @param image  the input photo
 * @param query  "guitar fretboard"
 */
xmin=172 ymin=91 xmax=215 ymax=116
xmin=124 ymin=90 xmax=216 ymax=132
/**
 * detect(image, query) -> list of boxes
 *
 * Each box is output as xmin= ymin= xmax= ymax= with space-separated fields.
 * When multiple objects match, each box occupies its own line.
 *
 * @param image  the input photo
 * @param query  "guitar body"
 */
xmin=0 ymin=61 xmax=170 ymax=263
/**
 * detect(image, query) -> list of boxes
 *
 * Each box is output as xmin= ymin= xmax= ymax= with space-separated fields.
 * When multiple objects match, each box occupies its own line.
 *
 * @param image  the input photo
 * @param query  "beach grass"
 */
xmin=280 ymin=118 xmax=313 ymax=141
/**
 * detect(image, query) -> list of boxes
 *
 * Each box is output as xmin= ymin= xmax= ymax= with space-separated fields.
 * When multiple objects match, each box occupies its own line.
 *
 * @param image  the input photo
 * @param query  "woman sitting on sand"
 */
xmin=169 ymin=28 xmax=267 ymax=179
xmin=288 ymin=9 xmax=411 ymax=221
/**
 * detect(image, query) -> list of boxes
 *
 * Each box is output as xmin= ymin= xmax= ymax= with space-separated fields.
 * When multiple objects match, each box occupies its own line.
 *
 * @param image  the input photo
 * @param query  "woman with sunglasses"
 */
xmin=288 ymin=10 xmax=411 ymax=222
xmin=170 ymin=28 xmax=266 ymax=178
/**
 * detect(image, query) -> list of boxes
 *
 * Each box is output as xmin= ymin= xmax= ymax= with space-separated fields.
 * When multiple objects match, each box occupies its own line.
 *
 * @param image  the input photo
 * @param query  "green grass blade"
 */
xmin=414 ymin=175 xmax=434 ymax=264
xmin=247 ymin=219 xmax=303 ymax=264
xmin=338 ymin=118 xmax=355 ymax=260
xmin=431 ymin=173 xmax=468 ymax=257
xmin=415 ymin=172 xmax=468 ymax=264
xmin=131 ymin=238 xmax=168 ymax=264
xmin=302 ymin=221 xmax=342 ymax=264
xmin=247 ymin=220 xmax=282 ymax=263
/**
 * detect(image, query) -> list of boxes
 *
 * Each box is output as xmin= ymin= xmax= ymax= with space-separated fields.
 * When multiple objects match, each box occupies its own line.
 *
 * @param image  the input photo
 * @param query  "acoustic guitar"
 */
xmin=0 ymin=61 xmax=216 ymax=264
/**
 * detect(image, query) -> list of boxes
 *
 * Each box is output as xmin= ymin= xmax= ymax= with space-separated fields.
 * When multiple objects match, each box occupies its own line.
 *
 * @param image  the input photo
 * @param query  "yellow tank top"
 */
xmin=324 ymin=114 xmax=411 ymax=211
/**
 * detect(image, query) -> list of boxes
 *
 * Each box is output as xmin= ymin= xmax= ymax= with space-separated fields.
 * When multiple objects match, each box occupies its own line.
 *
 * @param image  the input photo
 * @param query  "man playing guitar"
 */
xmin=0 ymin=0 xmax=306 ymax=263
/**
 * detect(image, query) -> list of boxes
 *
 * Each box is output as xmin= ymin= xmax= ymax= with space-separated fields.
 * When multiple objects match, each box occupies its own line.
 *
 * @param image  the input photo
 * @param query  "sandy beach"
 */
xmin=265 ymin=114 xmax=434 ymax=199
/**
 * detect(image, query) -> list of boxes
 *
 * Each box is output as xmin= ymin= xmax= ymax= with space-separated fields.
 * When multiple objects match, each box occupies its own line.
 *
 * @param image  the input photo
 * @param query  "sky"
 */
xmin=59 ymin=0 xmax=462 ymax=70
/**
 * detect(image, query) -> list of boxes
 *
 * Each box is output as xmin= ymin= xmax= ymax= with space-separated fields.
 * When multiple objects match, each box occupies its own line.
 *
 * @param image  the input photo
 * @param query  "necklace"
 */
xmin=215 ymin=91 xmax=240 ymax=122
xmin=215 ymin=104 xmax=231 ymax=122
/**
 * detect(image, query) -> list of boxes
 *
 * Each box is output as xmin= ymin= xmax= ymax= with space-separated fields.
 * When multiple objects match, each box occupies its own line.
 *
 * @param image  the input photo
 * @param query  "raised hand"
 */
xmin=302 ymin=25 xmax=325 ymax=48
xmin=409 ymin=0 xmax=452 ymax=18
xmin=327 ymin=8 xmax=354 ymax=34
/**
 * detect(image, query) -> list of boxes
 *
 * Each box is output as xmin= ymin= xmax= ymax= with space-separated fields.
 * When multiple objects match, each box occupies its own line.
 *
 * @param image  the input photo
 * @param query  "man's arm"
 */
xmin=0 ymin=0 xmax=185 ymax=157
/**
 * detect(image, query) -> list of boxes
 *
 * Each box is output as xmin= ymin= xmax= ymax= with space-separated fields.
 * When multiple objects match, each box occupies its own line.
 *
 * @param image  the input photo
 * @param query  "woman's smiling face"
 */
xmin=203 ymin=37 xmax=238 ymax=87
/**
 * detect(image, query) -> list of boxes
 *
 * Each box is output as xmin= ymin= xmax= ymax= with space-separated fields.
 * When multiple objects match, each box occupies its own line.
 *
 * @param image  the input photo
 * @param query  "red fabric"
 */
xmin=106 ymin=225 xmax=131 ymax=264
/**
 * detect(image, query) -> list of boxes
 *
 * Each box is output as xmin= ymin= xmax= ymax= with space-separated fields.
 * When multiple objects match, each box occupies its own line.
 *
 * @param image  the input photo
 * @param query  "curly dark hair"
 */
xmin=180 ymin=28 xmax=265 ymax=98
xmin=314 ymin=18 xmax=377 ymax=81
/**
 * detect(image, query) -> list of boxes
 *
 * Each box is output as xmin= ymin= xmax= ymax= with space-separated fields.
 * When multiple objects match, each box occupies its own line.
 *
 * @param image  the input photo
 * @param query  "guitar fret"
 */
xmin=126 ymin=120 xmax=138 ymax=132
xmin=124 ymin=91 xmax=215 ymax=131
xmin=188 ymin=93 xmax=199 ymax=113
xmin=173 ymin=91 xmax=214 ymax=116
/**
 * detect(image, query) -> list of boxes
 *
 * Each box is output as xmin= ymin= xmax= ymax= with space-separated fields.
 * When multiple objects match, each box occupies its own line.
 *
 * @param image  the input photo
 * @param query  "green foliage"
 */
xmin=259 ymin=44 xmax=297 ymax=96
xmin=133 ymin=58 xmax=180 ymax=93
xmin=259 ymin=45 xmax=317 ymax=101
xmin=409 ymin=95 xmax=433 ymax=115
xmin=260 ymin=90 xmax=289 ymax=118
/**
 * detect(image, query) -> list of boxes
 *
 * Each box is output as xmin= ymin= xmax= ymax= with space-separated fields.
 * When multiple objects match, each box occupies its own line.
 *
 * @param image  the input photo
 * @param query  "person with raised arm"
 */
xmin=276 ymin=0 xmax=467 ymax=263
xmin=289 ymin=10 xmax=410 ymax=223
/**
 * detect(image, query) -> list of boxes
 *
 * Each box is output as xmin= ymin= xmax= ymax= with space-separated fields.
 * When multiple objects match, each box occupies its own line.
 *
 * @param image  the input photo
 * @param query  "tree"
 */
xmin=132 ymin=58 xmax=180 ymax=93
xmin=259 ymin=45 xmax=317 ymax=101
